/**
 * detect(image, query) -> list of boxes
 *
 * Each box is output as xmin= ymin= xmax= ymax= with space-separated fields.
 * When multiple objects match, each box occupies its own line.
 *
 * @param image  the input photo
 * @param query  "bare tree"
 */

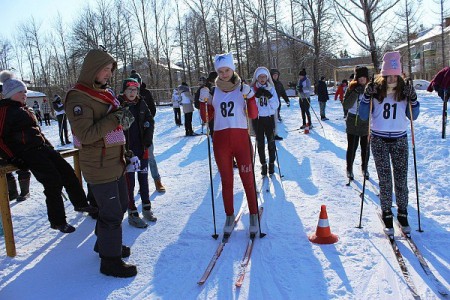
xmin=333 ymin=0 xmax=400 ymax=70
xmin=394 ymin=0 xmax=422 ymax=76
xmin=0 ymin=37 xmax=13 ymax=70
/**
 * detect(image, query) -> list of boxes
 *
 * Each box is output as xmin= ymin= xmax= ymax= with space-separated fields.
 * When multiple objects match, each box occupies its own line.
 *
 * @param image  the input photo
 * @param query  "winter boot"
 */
xmin=100 ymin=256 xmax=137 ymax=278
xmin=16 ymin=178 xmax=30 ymax=202
xmin=249 ymin=214 xmax=258 ymax=237
xmin=269 ymin=163 xmax=275 ymax=175
xmin=346 ymin=170 xmax=354 ymax=180
xmin=223 ymin=214 xmax=235 ymax=236
xmin=51 ymin=222 xmax=76 ymax=233
xmin=154 ymin=179 xmax=166 ymax=193
xmin=7 ymin=176 xmax=19 ymax=201
xmin=300 ymin=124 xmax=306 ymax=129
xmin=128 ymin=210 xmax=148 ymax=228
xmin=142 ymin=203 xmax=157 ymax=222
xmin=382 ymin=210 xmax=394 ymax=235
xmin=261 ymin=164 xmax=268 ymax=176
xmin=274 ymin=135 xmax=283 ymax=140
xmin=94 ymin=243 xmax=131 ymax=258
xmin=397 ymin=209 xmax=411 ymax=234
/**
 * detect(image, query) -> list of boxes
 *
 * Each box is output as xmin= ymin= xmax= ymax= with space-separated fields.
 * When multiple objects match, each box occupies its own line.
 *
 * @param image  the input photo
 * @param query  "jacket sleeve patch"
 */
xmin=73 ymin=105 xmax=83 ymax=116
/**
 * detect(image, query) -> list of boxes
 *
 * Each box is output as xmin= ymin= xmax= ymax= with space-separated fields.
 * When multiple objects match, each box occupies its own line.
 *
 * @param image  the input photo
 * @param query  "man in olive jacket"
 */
xmin=65 ymin=49 xmax=137 ymax=278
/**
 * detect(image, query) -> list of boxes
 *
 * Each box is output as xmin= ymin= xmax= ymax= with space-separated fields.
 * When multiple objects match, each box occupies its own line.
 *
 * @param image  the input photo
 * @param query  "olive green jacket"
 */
xmin=65 ymin=49 xmax=126 ymax=184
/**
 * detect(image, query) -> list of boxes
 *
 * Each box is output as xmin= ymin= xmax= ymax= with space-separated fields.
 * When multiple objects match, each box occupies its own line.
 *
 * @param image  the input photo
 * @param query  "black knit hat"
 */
xmin=355 ymin=66 xmax=369 ymax=80
xmin=270 ymin=68 xmax=280 ymax=76
xmin=207 ymin=71 xmax=218 ymax=82
xmin=299 ymin=69 xmax=307 ymax=76
xmin=122 ymin=78 xmax=140 ymax=93
xmin=130 ymin=70 xmax=142 ymax=84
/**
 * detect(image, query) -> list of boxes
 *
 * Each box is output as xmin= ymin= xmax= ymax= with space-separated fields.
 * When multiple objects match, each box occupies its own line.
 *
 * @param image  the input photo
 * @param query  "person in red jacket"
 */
xmin=334 ymin=79 xmax=348 ymax=118
xmin=200 ymin=52 xmax=259 ymax=236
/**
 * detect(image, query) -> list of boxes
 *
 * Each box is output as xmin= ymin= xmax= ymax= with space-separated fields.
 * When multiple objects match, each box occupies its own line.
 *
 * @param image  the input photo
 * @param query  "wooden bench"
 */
xmin=0 ymin=148 xmax=81 ymax=257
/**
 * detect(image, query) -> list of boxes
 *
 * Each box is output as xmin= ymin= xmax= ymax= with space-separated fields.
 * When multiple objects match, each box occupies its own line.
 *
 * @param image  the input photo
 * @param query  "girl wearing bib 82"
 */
xmin=200 ymin=53 xmax=259 ymax=236
xmin=359 ymin=51 xmax=420 ymax=235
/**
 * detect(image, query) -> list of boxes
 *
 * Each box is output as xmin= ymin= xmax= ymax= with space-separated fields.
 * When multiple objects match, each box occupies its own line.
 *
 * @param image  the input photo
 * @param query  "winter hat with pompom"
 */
xmin=121 ymin=78 xmax=140 ymax=93
xmin=380 ymin=51 xmax=402 ymax=76
xmin=0 ymin=71 xmax=27 ymax=99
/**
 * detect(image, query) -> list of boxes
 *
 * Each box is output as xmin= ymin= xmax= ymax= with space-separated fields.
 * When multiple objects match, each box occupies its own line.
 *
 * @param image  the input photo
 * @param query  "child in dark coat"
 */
xmin=0 ymin=71 xmax=97 ymax=233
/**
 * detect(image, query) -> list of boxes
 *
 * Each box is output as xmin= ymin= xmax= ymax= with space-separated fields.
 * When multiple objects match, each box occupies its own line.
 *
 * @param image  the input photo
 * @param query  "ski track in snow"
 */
xmin=0 ymin=91 xmax=449 ymax=299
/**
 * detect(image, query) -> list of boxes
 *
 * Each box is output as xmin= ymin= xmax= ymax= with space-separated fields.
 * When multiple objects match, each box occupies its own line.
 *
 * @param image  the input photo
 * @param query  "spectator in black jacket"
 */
xmin=316 ymin=76 xmax=329 ymax=120
xmin=0 ymin=71 xmax=97 ymax=233
xmin=270 ymin=69 xmax=290 ymax=140
xmin=129 ymin=70 xmax=165 ymax=192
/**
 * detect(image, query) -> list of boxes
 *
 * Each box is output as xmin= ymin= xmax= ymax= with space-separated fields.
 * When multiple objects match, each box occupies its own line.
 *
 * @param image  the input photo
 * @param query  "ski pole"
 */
xmin=442 ymin=89 xmax=448 ymax=139
xmin=205 ymin=99 xmax=219 ymax=239
xmin=407 ymin=79 xmax=423 ymax=232
xmin=357 ymin=75 xmax=374 ymax=229
xmin=272 ymin=117 xmax=284 ymax=180
xmin=245 ymin=94 xmax=266 ymax=238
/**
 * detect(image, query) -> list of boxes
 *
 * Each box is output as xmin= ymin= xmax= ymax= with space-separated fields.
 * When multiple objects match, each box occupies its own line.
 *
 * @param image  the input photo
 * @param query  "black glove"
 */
xmin=403 ymin=84 xmax=417 ymax=101
xmin=354 ymin=85 xmax=364 ymax=94
xmin=113 ymin=107 xmax=135 ymax=130
xmin=261 ymin=89 xmax=273 ymax=99
xmin=364 ymin=83 xmax=376 ymax=98
xmin=8 ymin=157 xmax=28 ymax=170
xmin=297 ymin=85 xmax=303 ymax=93
xmin=124 ymin=150 xmax=134 ymax=164
xmin=254 ymin=88 xmax=264 ymax=98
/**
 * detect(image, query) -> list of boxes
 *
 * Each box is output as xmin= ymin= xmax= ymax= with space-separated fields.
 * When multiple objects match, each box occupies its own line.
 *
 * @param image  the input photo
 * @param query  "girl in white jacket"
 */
xmin=250 ymin=67 xmax=279 ymax=175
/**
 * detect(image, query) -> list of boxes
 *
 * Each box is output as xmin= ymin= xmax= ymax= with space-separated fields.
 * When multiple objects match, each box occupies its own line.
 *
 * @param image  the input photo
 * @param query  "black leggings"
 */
xmin=346 ymin=134 xmax=369 ymax=172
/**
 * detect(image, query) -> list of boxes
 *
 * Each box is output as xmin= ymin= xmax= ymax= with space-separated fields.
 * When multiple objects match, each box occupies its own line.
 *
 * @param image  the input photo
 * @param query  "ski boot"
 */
xmin=397 ymin=209 xmax=411 ymax=234
xmin=382 ymin=210 xmax=394 ymax=235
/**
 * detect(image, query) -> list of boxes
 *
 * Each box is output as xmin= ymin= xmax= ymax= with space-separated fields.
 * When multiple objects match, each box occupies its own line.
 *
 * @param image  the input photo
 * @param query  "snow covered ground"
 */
xmin=0 ymin=91 xmax=449 ymax=300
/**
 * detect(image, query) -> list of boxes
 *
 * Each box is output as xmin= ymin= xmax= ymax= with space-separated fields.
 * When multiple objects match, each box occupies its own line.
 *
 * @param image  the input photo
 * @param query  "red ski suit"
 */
xmin=200 ymin=85 xmax=258 ymax=215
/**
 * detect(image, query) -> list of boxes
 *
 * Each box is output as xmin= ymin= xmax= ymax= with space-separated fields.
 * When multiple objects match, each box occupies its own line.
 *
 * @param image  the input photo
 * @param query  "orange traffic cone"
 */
xmin=309 ymin=205 xmax=338 ymax=244
xmin=304 ymin=123 xmax=310 ymax=134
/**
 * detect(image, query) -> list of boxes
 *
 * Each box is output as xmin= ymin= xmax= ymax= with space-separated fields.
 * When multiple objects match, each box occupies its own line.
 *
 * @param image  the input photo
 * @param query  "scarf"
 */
xmin=72 ymin=83 xmax=120 ymax=109
xmin=215 ymin=72 xmax=242 ymax=92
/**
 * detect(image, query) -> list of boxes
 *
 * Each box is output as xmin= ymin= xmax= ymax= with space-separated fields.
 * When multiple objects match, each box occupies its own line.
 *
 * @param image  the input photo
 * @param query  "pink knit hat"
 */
xmin=380 ymin=51 xmax=402 ymax=76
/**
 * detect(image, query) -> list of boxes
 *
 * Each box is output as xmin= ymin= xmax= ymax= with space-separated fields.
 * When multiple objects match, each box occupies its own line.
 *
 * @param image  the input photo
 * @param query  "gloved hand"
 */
xmin=403 ymin=84 xmax=417 ymax=100
xmin=8 ymin=157 xmax=28 ymax=170
xmin=297 ymin=85 xmax=303 ymax=93
xmin=113 ymin=107 xmax=135 ymax=130
xmin=261 ymin=89 xmax=273 ymax=99
xmin=354 ymin=85 xmax=364 ymax=94
xmin=364 ymin=83 xmax=376 ymax=98
xmin=254 ymin=88 xmax=265 ymax=98
xmin=124 ymin=150 xmax=134 ymax=164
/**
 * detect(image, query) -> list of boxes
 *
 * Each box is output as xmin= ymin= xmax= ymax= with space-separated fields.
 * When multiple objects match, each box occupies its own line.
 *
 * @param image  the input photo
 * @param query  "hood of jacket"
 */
xmin=77 ymin=49 xmax=117 ymax=88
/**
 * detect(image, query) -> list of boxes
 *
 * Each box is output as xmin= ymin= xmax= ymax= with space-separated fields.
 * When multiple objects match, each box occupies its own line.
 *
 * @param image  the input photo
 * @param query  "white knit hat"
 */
xmin=0 ymin=71 xmax=27 ymax=99
xmin=214 ymin=53 xmax=235 ymax=72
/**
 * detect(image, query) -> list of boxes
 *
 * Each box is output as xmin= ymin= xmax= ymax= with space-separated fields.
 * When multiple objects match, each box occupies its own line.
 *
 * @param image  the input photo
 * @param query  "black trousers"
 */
xmin=252 ymin=115 xmax=276 ymax=165
xmin=346 ymin=134 xmax=369 ymax=172
xmin=91 ymin=176 xmax=128 ymax=258
xmin=173 ymin=108 xmax=182 ymax=125
xmin=21 ymin=146 xmax=88 ymax=226
xmin=184 ymin=112 xmax=193 ymax=135
xmin=57 ymin=114 xmax=69 ymax=143
xmin=299 ymin=97 xmax=312 ymax=125
xmin=43 ymin=113 xmax=51 ymax=126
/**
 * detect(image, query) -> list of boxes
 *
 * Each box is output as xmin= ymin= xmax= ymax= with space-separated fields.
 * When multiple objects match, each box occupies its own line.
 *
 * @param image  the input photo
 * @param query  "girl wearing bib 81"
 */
xmin=200 ymin=53 xmax=259 ymax=236
xmin=359 ymin=51 xmax=420 ymax=235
